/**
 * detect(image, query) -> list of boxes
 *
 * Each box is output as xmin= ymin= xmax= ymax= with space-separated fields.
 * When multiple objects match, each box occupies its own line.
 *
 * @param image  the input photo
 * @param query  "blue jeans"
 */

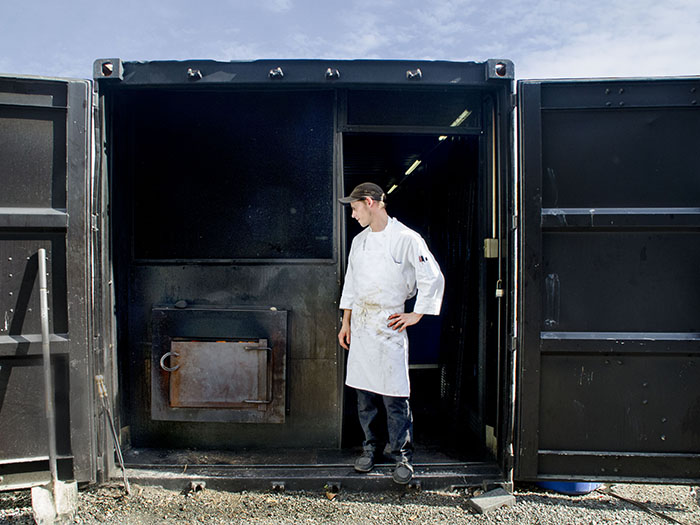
xmin=356 ymin=389 xmax=413 ymax=462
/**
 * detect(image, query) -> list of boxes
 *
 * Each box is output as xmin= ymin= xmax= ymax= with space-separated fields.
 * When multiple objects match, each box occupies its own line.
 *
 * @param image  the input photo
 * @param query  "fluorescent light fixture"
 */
xmin=438 ymin=109 xmax=471 ymax=142
xmin=405 ymin=159 xmax=422 ymax=176
xmin=387 ymin=184 xmax=398 ymax=194
xmin=450 ymin=108 xmax=472 ymax=128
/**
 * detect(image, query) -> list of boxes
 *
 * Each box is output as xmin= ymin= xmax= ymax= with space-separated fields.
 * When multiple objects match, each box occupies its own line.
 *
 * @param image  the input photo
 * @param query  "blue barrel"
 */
xmin=536 ymin=481 xmax=601 ymax=495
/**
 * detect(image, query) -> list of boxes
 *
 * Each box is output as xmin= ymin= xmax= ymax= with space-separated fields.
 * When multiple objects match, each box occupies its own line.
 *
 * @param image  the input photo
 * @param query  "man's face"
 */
xmin=350 ymin=199 xmax=371 ymax=227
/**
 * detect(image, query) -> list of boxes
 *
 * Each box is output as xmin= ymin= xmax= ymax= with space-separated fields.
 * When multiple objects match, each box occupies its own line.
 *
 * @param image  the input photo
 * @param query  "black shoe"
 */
xmin=354 ymin=451 xmax=375 ymax=473
xmin=392 ymin=459 xmax=414 ymax=484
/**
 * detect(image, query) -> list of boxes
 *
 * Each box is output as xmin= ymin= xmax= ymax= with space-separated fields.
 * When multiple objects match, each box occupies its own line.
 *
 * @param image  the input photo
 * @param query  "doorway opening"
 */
xmin=341 ymin=130 xmax=500 ymax=463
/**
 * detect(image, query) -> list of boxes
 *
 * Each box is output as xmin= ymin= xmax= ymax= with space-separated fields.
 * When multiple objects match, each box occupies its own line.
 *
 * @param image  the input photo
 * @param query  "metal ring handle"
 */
xmin=159 ymin=351 xmax=180 ymax=372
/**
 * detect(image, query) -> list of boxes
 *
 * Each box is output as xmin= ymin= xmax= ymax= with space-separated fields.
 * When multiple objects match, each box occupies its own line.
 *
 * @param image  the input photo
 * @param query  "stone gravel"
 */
xmin=2 ymin=483 xmax=699 ymax=524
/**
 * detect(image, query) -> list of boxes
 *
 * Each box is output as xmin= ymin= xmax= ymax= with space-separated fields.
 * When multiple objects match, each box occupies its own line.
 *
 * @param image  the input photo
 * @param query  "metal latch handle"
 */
xmin=159 ymin=351 xmax=180 ymax=372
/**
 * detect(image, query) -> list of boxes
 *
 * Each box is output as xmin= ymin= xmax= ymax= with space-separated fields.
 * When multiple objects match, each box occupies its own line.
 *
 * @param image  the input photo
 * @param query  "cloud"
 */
xmin=511 ymin=0 xmax=700 ymax=78
xmin=263 ymin=0 xmax=293 ymax=13
xmin=226 ymin=0 xmax=293 ymax=13
xmin=1 ymin=0 xmax=699 ymax=79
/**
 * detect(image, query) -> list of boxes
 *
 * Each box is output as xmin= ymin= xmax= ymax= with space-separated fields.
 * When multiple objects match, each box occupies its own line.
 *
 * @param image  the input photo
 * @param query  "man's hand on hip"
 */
xmin=387 ymin=312 xmax=424 ymax=332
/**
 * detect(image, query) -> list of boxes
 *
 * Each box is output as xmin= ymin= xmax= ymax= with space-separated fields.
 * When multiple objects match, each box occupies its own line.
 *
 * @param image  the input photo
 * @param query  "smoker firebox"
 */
xmin=151 ymin=306 xmax=287 ymax=423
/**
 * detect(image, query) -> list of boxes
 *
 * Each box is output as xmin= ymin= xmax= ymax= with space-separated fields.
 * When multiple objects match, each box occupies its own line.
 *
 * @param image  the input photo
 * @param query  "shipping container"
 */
xmin=0 ymin=58 xmax=698 ymax=491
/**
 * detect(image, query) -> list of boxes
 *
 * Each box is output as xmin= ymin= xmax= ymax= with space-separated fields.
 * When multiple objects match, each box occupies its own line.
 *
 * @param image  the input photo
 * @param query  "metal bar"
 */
xmin=131 ymin=258 xmax=336 ymax=265
xmin=516 ymin=80 xmax=545 ymax=479
xmin=539 ymin=450 xmax=700 ymax=458
xmin=541 ymin=331 xmax=700 ymax=340
xmin=95 ymin=375 xmax=131 ymax=494
xmin=124 ymin=460 xmax=477 ymax=469
xmin=340 ymin=125 xmax=483 ymax=135
xmin=115 ymin=59 xmax=491 ymax=87
xmin=0 ymin=208 xmax=69 ymax=229
xmin=541 ymin=207 xmax=700 ymax=229
xmin=0 ymin=102 xmax=67 ymax=111
xmin=38 ymin=248 xmax=58 ymax=483
xmin=0 ymin=455 xmax=74 ymax=465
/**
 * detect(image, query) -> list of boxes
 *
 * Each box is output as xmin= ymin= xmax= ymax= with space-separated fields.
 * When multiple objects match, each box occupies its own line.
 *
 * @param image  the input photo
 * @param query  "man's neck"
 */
xmin=369 ymin=212 xmax=389 ymax=232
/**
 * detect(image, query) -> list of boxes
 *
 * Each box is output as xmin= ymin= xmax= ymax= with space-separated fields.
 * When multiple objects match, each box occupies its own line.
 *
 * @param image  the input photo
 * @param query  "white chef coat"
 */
xmin=339 ymin=217 xmax=445 ymax=396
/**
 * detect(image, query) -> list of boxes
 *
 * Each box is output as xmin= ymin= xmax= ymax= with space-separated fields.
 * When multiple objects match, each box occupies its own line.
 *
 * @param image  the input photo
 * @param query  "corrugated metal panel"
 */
xmin=518 ymin=77 xmax=700 ymax=483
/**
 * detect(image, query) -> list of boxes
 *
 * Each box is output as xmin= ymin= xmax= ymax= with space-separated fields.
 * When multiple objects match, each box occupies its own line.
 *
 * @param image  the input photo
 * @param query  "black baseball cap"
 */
xmin=338 ymin=182 xmax=386 ymax=204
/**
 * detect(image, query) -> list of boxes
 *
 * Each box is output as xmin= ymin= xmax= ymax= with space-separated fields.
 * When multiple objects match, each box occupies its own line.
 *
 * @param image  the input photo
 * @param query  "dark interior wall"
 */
xmin=109 ymin=88 xmax=342 ymax=448
xmin=125 ymin=90 xmax=335 ymax=260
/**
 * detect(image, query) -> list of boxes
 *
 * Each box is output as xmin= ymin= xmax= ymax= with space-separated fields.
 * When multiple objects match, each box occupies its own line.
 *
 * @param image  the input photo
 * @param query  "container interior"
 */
xmin=105 ymin=84 xmax=504 ymax=469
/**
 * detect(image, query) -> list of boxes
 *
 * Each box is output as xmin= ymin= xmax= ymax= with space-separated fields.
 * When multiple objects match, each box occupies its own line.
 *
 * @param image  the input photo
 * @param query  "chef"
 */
xmin=338 ymin=182 xmax=445 ymax=485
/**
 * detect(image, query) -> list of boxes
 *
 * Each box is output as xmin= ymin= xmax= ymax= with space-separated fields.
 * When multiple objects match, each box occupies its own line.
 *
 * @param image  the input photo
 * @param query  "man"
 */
xmin=338 ymin=182 xmax=445 ymax=485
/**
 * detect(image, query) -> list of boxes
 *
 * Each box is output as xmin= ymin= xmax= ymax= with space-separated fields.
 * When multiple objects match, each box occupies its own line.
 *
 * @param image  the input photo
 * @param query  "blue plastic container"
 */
xmin=536 ymin=481 xmax=601 ymax=495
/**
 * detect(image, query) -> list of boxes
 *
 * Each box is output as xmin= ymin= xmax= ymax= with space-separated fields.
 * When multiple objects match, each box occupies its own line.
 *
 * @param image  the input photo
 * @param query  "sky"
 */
xmin=1 ymin=0 xmax=699 ymax=80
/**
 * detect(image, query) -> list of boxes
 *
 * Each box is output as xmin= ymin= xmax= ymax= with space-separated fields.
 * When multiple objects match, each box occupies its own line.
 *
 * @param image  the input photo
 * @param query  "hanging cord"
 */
xmin=597 ymin=485 xmax=687 ymax=525
xmin=95 ymin=375 xmax=131 ymax=494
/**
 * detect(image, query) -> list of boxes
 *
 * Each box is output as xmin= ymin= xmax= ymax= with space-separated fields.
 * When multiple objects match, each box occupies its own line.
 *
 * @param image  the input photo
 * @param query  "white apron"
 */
xmin=346 ymin=225 xmax=411 ymax=397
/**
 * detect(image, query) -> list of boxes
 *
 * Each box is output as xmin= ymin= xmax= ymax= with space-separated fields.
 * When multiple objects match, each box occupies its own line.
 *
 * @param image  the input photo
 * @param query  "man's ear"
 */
xmin=365 ymin=197 xmax=375 ymax=208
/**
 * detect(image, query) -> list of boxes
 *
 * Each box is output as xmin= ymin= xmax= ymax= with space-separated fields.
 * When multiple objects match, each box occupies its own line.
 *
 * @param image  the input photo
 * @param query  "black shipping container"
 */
xmin=0 ymin=59 xmax=698 ymax=491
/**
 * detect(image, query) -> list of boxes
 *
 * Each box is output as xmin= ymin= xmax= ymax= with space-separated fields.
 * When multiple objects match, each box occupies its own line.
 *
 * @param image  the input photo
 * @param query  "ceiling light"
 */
xmin=450 ymin=108 xmax=472 ymax=127
xmin=405 ymin=160 xmax=422 ymax=176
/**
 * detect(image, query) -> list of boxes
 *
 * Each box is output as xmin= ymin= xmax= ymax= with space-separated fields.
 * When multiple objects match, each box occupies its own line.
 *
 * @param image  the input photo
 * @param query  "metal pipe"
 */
xmin=95 ymin=375 xmax=131 ymax=494
xmin=38 ymin=248 xmax=58 ymax=483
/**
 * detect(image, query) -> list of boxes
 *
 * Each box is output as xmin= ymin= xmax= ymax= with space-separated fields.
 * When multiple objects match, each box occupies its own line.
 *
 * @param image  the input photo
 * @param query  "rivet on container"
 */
xmin=406 ymin=68 xmax=422 ymax=81
xmin=187 ymin=68 xmax=203 ymax=81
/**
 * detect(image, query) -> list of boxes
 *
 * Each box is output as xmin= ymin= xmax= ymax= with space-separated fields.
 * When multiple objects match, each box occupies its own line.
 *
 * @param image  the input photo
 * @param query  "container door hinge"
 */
xmin=511 ymin=215 xmax=519 ymax=230
xmin=484 ymin=238 xmax=499 ymax=258
xmin=91 ymin=214 xmax=99 ymax=232
xmin=511 ymin=93 xmax=518 ymax=109
xmin=511 ymin=336 xmax=518 ymax=352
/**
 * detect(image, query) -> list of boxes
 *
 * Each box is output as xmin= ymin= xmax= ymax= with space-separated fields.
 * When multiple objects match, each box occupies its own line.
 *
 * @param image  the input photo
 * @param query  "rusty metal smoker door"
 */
xmin=518 ymin=77 xmax=700 ymax=483
xmin=0 ymin=75 xmax=94 ymax=488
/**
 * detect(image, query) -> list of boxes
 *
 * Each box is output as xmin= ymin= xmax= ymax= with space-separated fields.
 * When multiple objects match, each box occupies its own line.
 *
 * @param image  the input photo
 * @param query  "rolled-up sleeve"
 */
xmin=339 ymin=245 xmax=356 ymax=310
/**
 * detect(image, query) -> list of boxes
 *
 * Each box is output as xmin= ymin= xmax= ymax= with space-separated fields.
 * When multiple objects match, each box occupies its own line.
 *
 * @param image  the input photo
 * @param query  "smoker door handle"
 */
xmin=243 ymin=346 xmax=273 ymax=404
xmin=159 ymin=351 xmax=180 ymax=372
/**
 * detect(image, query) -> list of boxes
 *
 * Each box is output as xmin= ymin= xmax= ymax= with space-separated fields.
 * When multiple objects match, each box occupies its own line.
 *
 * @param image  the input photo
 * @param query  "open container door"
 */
xmin=0 ymin=75 xmax=96 ymax=489
xmin=517 ymin=77 xmax=700 ymax=483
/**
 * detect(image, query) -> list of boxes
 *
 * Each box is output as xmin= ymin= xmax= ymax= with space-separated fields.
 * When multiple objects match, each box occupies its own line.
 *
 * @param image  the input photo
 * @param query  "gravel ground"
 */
xmin=1 ymin=483 xmax=699 ymax=524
